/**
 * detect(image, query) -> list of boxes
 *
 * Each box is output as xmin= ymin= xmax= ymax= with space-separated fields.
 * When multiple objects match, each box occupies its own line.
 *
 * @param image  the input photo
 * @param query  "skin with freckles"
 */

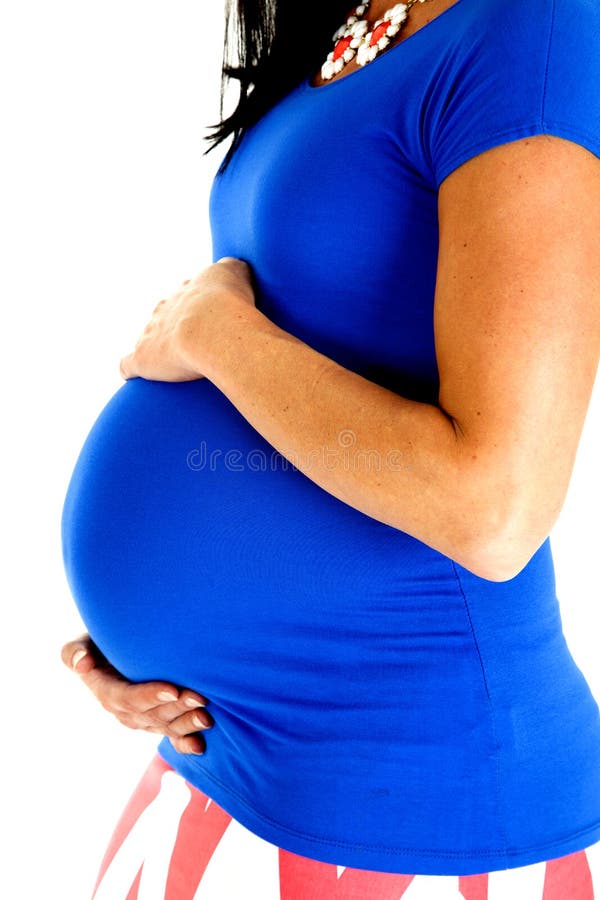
xmin=62 ymin=1 xmax=600 ymax=753
xmin=118 ymin=259 xmax=257 ymax=384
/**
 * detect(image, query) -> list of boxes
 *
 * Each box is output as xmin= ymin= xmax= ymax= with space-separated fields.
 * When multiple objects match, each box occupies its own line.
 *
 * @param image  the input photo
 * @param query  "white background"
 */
xmin=1 ymin=2 xmax=598 ymax=897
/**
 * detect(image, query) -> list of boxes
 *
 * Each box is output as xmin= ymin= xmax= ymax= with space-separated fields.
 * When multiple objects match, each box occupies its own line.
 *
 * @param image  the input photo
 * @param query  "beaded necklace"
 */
xmin=321 ymin=0 xmax=436 ymax=81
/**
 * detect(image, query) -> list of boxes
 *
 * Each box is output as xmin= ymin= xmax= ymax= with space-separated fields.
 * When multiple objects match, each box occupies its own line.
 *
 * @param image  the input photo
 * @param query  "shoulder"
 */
xmin=425 ymin=0 xmax=600 ymax=189
xmin=453 ymin=0 xmax=599 ymax=49
xmin=439 ymin=0 xmax=599 ymax=85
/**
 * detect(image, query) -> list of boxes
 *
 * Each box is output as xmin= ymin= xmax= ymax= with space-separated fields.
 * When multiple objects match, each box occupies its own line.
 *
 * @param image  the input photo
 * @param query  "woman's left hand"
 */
xmin=119 ymin=257 xmax=256 ymax=382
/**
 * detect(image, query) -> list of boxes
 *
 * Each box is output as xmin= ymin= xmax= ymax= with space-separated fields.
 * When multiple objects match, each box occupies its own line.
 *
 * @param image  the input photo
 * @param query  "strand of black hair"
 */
xmin=203 ymin=1 xmax=353 ymax=173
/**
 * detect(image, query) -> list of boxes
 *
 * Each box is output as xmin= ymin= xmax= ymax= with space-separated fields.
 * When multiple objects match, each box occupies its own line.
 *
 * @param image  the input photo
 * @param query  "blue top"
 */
xmin=61 ymin=0 xmax=600 ymax=875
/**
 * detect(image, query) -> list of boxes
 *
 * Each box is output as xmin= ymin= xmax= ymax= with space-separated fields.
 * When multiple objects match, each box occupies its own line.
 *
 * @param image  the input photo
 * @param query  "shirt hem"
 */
xmin=156 ymin=741 xmax=600 ymax=876
xmin=433 ymin=120 xmax=600 ymax=191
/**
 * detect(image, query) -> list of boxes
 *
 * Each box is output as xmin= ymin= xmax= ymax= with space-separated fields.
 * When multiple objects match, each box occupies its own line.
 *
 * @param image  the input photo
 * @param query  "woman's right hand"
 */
xmin=60 ymin=634 xmax=213 ymax=754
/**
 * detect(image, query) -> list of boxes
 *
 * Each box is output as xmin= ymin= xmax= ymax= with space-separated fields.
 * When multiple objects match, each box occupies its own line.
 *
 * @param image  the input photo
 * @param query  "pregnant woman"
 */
xmin=60 ymin=0 xmax=600 ymax=896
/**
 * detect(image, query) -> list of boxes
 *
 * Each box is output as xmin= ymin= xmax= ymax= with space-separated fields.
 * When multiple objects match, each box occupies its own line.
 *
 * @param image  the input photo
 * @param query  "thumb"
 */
xmin=119 ymin=353 xmax=135 ymax=381
xmin=61 ymin=634 xmax=97 ymax=675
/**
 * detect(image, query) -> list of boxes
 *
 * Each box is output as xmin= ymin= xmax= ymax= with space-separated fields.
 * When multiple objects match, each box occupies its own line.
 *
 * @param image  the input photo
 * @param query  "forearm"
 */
xmin=180 ymin=294 xmax=512 ymax=577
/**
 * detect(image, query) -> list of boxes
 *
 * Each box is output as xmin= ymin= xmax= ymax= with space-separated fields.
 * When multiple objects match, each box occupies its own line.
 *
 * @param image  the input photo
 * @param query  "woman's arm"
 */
xmin=183 ymin=137 xmax=600 ymax=580
xmin=122 ymin=134 xmax=599 ymax=582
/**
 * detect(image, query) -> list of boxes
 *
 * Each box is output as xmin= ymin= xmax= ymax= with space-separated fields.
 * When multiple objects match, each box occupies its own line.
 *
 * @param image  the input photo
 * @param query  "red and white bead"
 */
xmin=356 ymin=4 xmax=409 ymax=66
xmin=320 ymin=0 xmax=431 ymax=81
xmin=321 ymin=5 xmax=370 ymax=80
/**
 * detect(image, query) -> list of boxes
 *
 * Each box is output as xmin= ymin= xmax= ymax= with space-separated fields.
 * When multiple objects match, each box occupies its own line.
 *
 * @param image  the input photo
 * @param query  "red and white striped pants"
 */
xmin=92 ymin=753 xmax=600 ymax=899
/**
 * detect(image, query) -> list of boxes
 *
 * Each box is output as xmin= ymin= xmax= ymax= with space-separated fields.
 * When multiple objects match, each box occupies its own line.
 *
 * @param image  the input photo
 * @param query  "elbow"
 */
xmin=455 ymin=493 xmax=556 ymax=583
xmin=460 ymin=535 xmax=537 ymax=583
xmin=441 ymin=423 xmax=567 ymax=582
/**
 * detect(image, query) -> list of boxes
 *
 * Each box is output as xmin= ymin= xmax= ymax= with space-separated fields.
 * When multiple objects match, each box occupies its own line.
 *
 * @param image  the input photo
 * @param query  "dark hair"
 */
xmin=203 ymin=0 xmax=352 ymax=174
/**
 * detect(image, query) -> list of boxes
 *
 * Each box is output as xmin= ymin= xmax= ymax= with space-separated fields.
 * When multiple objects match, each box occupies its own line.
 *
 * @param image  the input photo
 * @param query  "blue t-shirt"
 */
xmin=61 ymin=0 xmax=600 ymax=875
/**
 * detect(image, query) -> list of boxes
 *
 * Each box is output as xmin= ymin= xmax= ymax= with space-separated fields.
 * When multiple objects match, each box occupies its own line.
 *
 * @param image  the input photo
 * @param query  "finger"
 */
xmin=119 ymin=681 xmax=210 ymax=715
xmin=132 ymin=684 xmax=210 ymax=712
xmin=169 ymin=734 xmax=206 ymax=755
xmin=122 ymin=681 xmax=184 ymax=711
xmin=163 ymin=709 xmax=214 ymax=737
xmin=172 ymin=689 xmax=209 ymax=709
xmin=138 ymin=690 xmax=210 ymax=721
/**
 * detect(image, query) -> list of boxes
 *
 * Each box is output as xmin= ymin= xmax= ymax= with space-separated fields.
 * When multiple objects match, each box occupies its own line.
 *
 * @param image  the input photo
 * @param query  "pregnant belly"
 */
xmin=60 ymin=376 xmax=486 ymax=752
xmin=61 ymin=374 xmax=461 ymax=659
xmin=62 ymin=378 xmax=482 ymax=695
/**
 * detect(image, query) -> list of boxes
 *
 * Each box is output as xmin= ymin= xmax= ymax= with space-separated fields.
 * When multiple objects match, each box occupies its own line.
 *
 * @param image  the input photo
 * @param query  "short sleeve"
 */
xmin=428 ymin=0 xmax=600 ymax=190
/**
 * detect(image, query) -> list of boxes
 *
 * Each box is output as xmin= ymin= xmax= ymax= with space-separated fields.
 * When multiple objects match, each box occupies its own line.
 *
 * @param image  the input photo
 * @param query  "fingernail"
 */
xmin=192 ymin=714 xmax=212 ymax=730
xmin=72 ymin=649 xmax=88 ymax=670
xmin=184 ymin=697 xmax=206 ymax=708
xmin=157 ymin=691 xmax=178 ymax=702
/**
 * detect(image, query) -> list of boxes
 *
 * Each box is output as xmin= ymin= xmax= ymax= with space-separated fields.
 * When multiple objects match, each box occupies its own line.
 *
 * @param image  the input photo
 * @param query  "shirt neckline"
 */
xmin=301 ymin=0 xmax=465 ymax=93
